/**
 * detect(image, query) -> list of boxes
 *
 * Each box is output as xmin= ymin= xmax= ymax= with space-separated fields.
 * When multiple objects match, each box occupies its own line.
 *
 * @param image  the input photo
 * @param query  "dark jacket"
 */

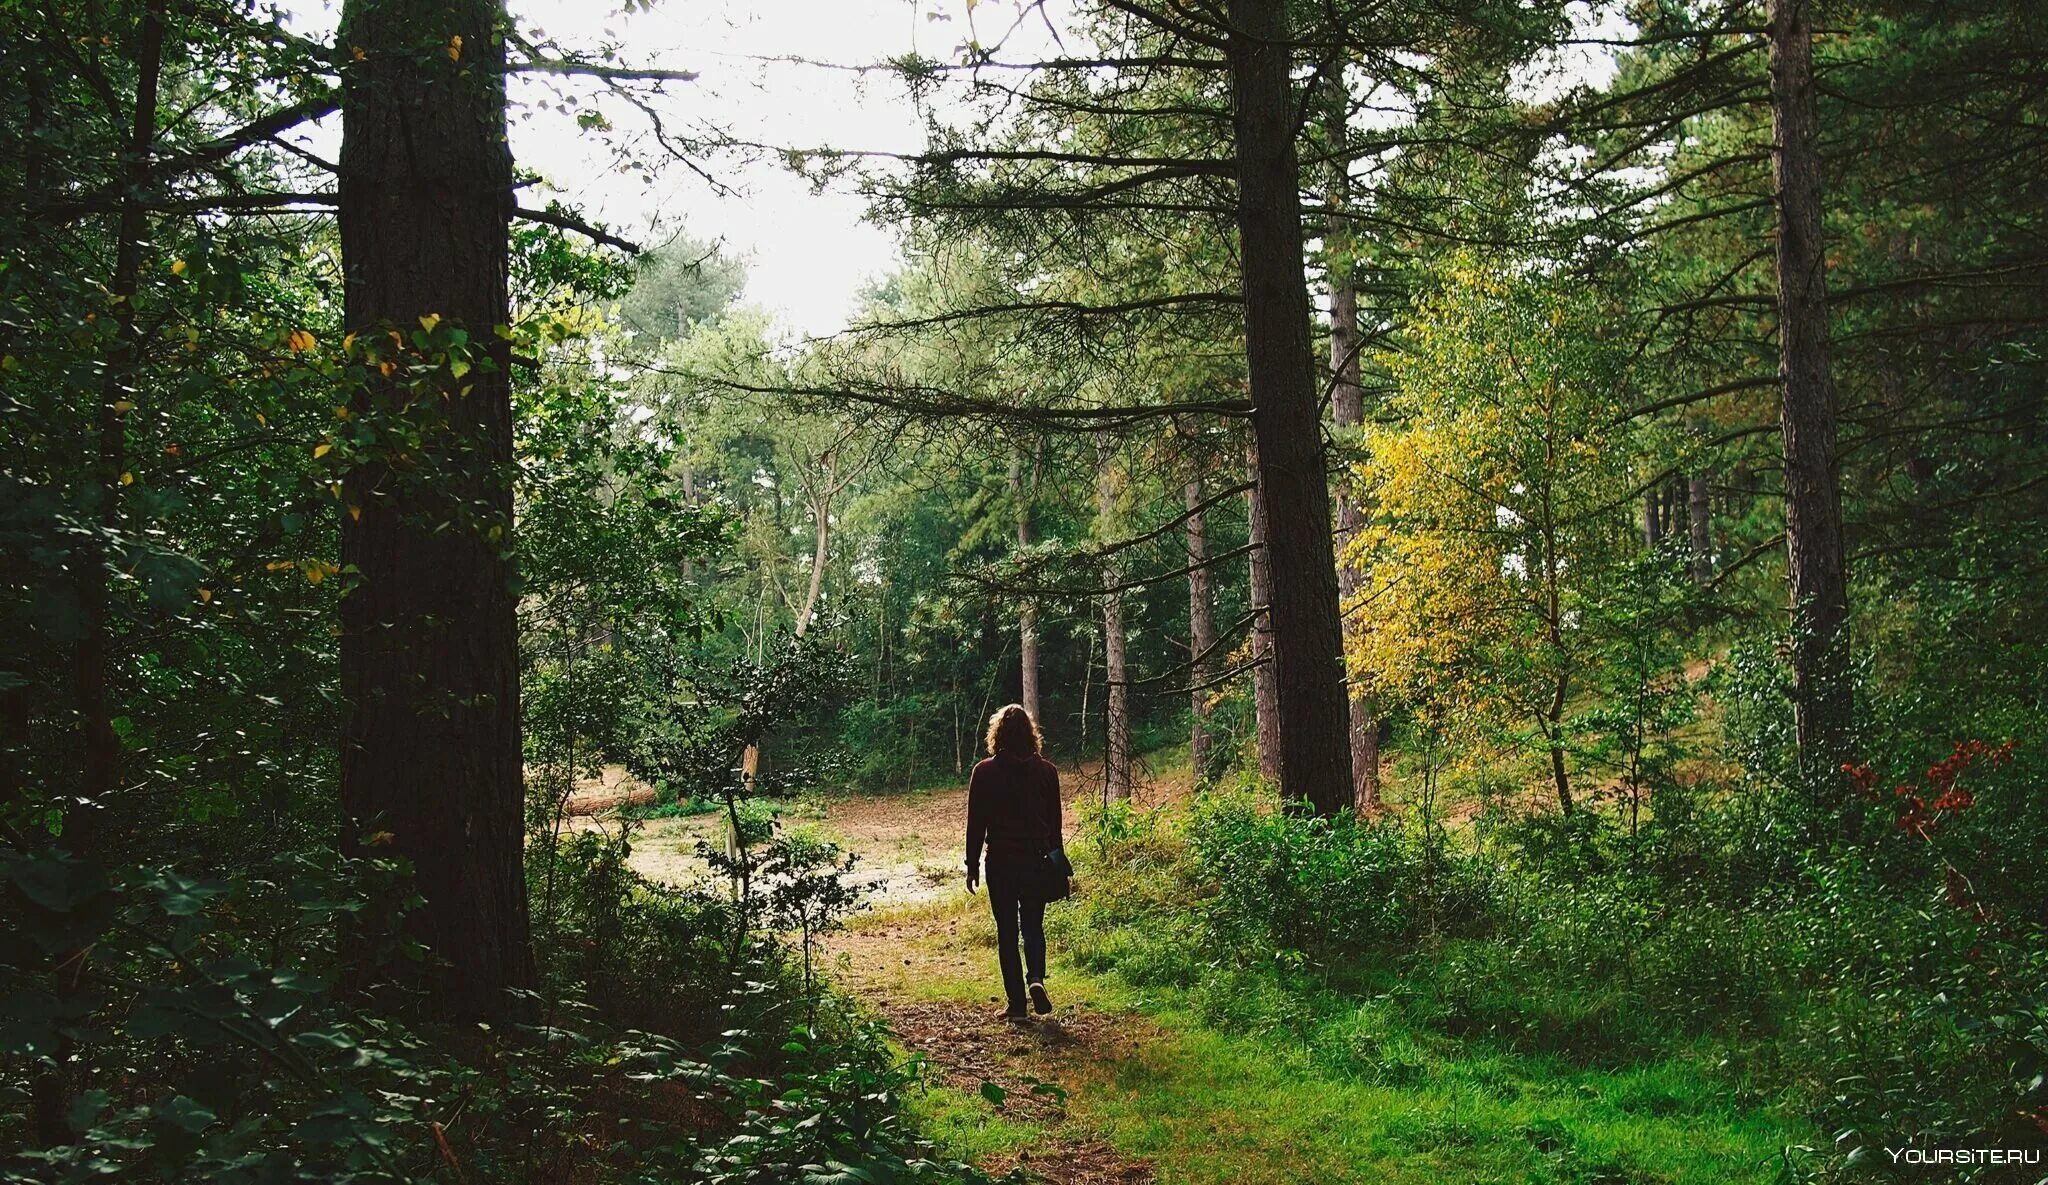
xmin=964 ymin=752 xmax=1062 ymax=874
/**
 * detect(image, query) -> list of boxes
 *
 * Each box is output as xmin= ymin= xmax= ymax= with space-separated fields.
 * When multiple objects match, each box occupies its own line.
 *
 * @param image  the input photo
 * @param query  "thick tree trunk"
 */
xmin=1185 ymin=477 xmax=1215 ymax=781
xmin=1097 ymin=443 xmax=1131 ymax=800
xmin=1643 ymin=486 xmax=1663 ymax=546
xmin=72 ymin=2 xmax=164 ymax=850
xmin=1325 ymin=98 xmax=1381 ymax=813
xmin=337 ymin=0 xmax=534 ymax=1017
xmin=1228 ymin=0 xmax=1356 ymax=814
xmin=1244 ymin=459 xmax=1281 ymax=784
xmin=1010 ymin=452 xmax=1040 ymax=721
xmin=40 ymin=7 xmax=164 ymax=1145
xmin=1688 ymin=470 xmax=1713 ymax=583
xmin=1766 ymin=0 xmax=1851 ymax=779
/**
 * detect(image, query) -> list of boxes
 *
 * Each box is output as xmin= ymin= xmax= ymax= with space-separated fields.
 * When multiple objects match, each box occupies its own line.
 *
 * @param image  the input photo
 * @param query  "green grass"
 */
xmin=868 ymin=897 xmax=1810 ymax=1185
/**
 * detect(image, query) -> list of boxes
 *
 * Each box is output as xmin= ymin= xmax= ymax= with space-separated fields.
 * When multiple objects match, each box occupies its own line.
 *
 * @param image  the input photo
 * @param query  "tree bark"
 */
xmin=1766 ymin=0 xmax=1851 ymax=780
xmin=72 ymin=1 xmax=165 ymax=851
xmin=1324 ymin=91 xmax=1381 ymax=812
xmin=39 ymin=6 xmax=165 ymax=1145
xmin=1643 ymin=486 xmax=1663 ymax=546
xmin=338 ymin=0 xmax=534 ymax=1017
xmin=1010 ymin=451 xmax=1040 ymax=721
xmin=1185 ymin=477 xmax=1215 ymax=782
xmin=1244 ymin=456 xmax=1281 ymax=785
xmin=1228 ymin=0 xmax=1356 ymax=814
xmin=1097 ymin=441 xmax=1131 ymax=800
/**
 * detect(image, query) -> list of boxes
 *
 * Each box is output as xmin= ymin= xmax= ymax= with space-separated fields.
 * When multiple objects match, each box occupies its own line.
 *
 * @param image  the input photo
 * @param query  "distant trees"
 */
xmin=616 ymin=235 xmax=744 ymax=342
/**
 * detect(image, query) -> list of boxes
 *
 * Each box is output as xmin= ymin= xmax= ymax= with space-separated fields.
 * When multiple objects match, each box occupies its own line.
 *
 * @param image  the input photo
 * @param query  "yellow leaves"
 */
xmin=112 ymin=399 xmax=135 ymax=414
xmin=378 ymin=361 xmax=396 ymax=377
xmin=365 ymin=830 xmax=395 ymax=847
xmin=348 ymin=505 xmax=362 ymax=522
xmin=268 ymin=558 xmax=339 ymax=585
xmin=0 ymin=355 xmax=16 ymax=371
xmin=342 ymin=332 xmax=357 ymax=352
xmin=198 ymin=587 xmax=213 ymax=603
xmin=448 ymin=356 xmax=471 ymax=380
xmin=351 ymin=45 xmax=367 ymax=61
xmin=286 ymin=329 xmax=317 ymax=353
xmin=418 ymin=313 xmax=441 ymax=333
xmin=170 ymin=259 xmax=188 ymax=276
xmin=312 ymin=443 xmax=332 ymax=460
xmin=119 ymin=471 xmax=134 ymax=486
xmin=334 ymin=405 xmax=353 ymax=420
xmin=447 ymin=35 xmax=463 ymax=62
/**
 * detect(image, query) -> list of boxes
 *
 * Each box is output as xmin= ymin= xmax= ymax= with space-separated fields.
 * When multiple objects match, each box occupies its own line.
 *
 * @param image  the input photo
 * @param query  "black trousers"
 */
xmin=986 ymin=868 xmax=1047 ymax=1011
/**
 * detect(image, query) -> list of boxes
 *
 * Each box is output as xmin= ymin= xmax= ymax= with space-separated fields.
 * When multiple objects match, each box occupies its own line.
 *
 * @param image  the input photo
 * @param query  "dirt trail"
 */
xmin=816 ymin=763 xmax=1185 ymax=1184
xmin=832 ymin=912 xmax=1161 ymax=1185
xmin=566 ymin=758 xmax=1188 ymax=908
xmin=565 ymin=759 xmax=1187 ymax=1181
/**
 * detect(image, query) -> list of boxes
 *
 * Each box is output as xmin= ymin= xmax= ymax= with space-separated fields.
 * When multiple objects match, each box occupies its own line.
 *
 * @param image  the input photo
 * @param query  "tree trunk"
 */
xmin=1643 ymin=485 xmax=1663 ymax=546
xmin=1324 ymin=92 xmax=1381 ymax=812
xmin=337 ymin=0 xmax=534 ymax=1017
xmin=1010 ymin=451 xmax=1040 ymax=721
xmin=1228 ymin=0 xmax=1356 ymax=815
xmin=741 ymin=454 xmax=834 ymax=783
xmin=39 ymin=7 xmax=164 ymax=1145
xmin=1688 ymin=470 xmax=1713 ymax=583
xmin=1766 ymin=0 xmax=1851 ymax=780
xmin=72 ymin=1 xmax=165 ymax=850
xmin=1185 ymin=477 xmax=1215 ymax=782
xmin=1244 ymin=458 xmax=1281 ymax=785
xmin=1097 ymin=442 xmax=1131 ymax=800
xmin=795 ymin=454 xmax=833 ymax=638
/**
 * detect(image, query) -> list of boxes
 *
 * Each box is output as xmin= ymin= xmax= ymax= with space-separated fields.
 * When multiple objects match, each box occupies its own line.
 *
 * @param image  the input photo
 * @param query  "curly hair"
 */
xmin=985 ymin=703 xmax=1042 ymax=759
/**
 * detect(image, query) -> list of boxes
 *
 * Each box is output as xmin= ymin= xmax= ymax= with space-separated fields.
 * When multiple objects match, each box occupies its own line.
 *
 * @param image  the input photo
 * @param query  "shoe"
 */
xmin=1028 ymin=981 xmax=1052 ymax=1015
xmin=1001 ymin=1006 xmax=1029 ymax=1022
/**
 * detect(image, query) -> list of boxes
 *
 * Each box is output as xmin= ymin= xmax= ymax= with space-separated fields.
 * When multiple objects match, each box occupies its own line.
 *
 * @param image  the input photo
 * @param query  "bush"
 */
xmin=1185 ymin=790 xmax=1495 ymax=964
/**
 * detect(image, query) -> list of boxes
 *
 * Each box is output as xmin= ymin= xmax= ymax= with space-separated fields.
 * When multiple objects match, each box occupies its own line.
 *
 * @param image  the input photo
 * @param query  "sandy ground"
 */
xmin=561 ymin=758 xmax=1190 ymax=908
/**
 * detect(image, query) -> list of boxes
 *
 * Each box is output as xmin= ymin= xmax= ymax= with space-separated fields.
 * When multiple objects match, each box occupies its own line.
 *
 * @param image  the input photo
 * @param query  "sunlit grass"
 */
xmin=852 ymin=893 xmax=1810 ymax=1185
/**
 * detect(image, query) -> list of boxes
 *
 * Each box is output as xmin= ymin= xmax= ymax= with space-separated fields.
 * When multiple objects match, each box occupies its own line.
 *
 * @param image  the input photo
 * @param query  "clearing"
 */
xmin=568 ymin=766 xmax=1803 ymax=1184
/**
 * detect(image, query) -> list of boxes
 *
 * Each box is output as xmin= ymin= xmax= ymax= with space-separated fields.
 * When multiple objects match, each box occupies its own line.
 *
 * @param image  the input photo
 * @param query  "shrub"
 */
xmin=1185 ymin=790 xmax=1495 ymax=964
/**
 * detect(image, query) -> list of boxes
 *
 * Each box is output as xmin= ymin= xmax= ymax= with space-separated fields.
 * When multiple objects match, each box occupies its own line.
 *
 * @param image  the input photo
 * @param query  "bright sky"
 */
xmin=285 ymin=0 xmax=1059 ymax=337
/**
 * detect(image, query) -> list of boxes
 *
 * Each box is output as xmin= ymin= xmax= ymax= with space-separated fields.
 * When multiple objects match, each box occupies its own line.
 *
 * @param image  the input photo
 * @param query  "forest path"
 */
xmin=579 ymin=756 xmax=1190 ymax=907
xmin=829 ymin=906 xmax=1163 ymax=1184
xmin=816 ymin=761 xmax=1188 ymax=1184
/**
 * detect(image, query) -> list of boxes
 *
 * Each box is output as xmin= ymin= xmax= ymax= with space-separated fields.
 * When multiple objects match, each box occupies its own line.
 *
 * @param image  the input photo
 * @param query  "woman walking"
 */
xmin=964 ymin=703 xmax=1068 ymax=1020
